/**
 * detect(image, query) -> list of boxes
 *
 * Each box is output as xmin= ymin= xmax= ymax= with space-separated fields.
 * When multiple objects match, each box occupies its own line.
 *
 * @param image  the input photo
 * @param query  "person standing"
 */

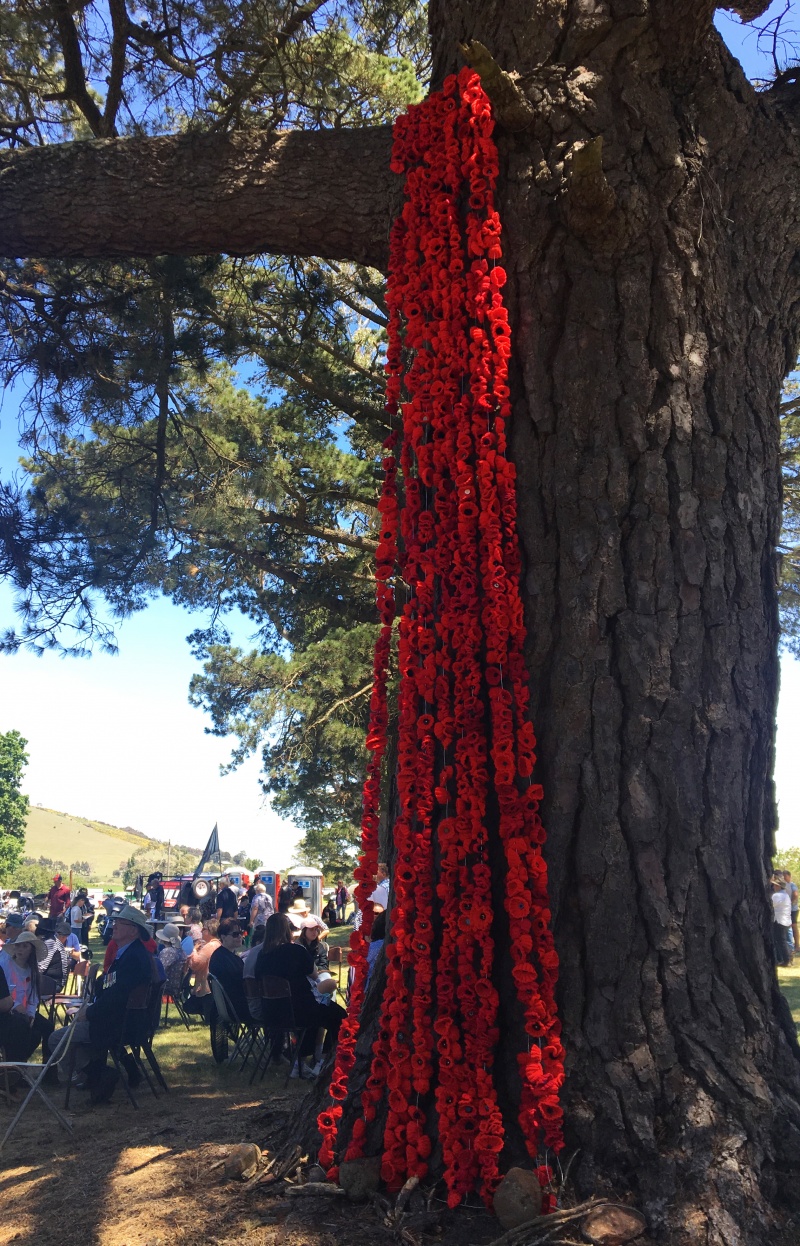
xmin=248 ymin=883 xmax=273 ymax=938
xmin=144 ymin=873 xmax=165 ymax=921
xmin=215 ymin=876 xmax=239 ymax=923
xmin=772 ymin=877 xmax=793 ymax=967
xmin=783 ymin=871 xmax=799 ymax=955
xmin=76 ymin=888 xmax=95 ymax=945
xmin=335 ymin=881 xmax=348 ymax=924
xmin=69 ymin=893 xmax=86 ymax=944
xmin=47 ymin=875 xmax=71 ymax=919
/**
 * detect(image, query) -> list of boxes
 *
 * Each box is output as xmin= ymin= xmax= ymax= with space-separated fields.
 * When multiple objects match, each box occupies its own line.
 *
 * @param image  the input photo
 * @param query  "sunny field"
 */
xmin=24 ymin=805 xmax=155 ymax=877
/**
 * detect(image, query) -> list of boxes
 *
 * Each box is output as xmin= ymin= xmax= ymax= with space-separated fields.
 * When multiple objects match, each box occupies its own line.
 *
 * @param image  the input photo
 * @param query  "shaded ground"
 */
xmin=0 ymin=954 xmax=797 ymax=1246
xmin=0 ymin=1014 xmax=500 ymax=1246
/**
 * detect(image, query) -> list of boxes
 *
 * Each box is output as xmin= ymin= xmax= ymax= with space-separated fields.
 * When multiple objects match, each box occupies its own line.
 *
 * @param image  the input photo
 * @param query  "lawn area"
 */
xmin=778 ymin=963 xmax=800 ymax=1027
xmin=0 ymin=990 xmax=313 ymax=1246
xmin=0 ymin=929 xmax=796 ymax=1246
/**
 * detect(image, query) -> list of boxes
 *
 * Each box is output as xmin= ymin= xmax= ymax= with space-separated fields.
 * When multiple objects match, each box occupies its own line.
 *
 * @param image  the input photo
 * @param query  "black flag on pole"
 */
xmin=193 ymin=823 xmax=222 ymax=879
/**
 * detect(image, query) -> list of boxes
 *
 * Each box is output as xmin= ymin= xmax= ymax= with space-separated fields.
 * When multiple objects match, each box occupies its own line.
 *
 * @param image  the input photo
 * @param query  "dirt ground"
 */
xmin=0 ymin=1014 xmax=503 ymax=1246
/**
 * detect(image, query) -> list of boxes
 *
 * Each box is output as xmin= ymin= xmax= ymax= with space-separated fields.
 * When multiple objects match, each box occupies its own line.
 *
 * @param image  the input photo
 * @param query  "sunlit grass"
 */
xmin=778 ymin=963 xmax=800 ymax=1027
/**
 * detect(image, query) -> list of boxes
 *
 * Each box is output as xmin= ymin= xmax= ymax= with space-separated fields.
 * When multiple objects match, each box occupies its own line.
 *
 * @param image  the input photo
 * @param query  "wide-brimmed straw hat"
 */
xmin=155 ymin=923 xmax=182 ymax=948
xmin=113 ymin=904 xmax=151 ymax=932
xmin=7 ymin=930 xmax=47 ymax=961
xmin=288 ymin=898 xmax=310 ymax=915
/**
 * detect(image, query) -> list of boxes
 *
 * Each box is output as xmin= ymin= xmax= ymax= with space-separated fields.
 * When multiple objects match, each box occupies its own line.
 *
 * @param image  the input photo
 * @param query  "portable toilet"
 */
xmin=253 ymin=867 xmax=280 ymax=908
xmin=286 ymin=866 xmax=323 ymax=916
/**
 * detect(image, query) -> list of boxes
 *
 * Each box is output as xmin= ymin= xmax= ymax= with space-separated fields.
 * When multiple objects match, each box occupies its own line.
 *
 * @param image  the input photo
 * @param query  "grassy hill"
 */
xmin=24 ymin=806 xmax=199 ymax=880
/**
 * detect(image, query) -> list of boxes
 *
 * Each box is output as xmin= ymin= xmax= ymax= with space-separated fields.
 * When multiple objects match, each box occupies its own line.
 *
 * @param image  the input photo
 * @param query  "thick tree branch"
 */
xmin=0 ymin=127 xmax=398 ymax=269
xmin=651 ymin=0 xmax=772 ymax=67
xmin=254 ymin=509 xmax=379 ymax=553
xmin=50 ymin=0 xmax=105 ymax=136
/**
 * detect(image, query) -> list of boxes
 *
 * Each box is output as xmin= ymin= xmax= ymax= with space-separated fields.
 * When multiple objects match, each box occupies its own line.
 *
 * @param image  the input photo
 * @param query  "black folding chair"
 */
xmin=161 ymin=961 xmax=193 ymax=1030
xmin=133 ymin=980 xmax=169 ymax=1094
xmin=248 ymin=975 xmax=308 ymax=1085
xmin=209 ymin=975 xmax=264 ymax=1071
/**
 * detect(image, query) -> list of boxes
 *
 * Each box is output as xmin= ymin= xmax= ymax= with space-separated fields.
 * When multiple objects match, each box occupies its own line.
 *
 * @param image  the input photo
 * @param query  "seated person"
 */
xmin=0 ymin=931 xmax=54 ymax=1056
xmin=0 ymin=960 xmax=42 ymax=1062
xmin=299 ymin=918 xmax=329 ymax=973
xmin=49 ymin=905 xmax=155 ymax=1096
xmin=250 ymin=913 xmax=345 ymax=1074
xmin=187 ymin=920 xmax=220 ymax=996
xmin=0 ymin=912 xmax=25 ymax=948
xmin=36 ymin=919 xmax=80 ymax=997
xmin=208 ymin=919 xmax=248 ymax=1021
xmin=366 ymin=910 xmax=386 ymax=986
xmin=321 ymin=897 xmax=338 ymax=927
xmin=155 ymin=923 xmax=187 ymax=1001
xmin=181 ymin=908 xmax=203 ymax=956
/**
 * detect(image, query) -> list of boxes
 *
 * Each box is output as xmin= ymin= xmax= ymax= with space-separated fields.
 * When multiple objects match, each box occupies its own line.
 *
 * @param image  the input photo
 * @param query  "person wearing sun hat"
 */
xmin=286 ymin=897 xmax=311 ymax=931
xmin=48 ymin=903 xmax=155 ymax=1097
xmin=155 ymin=922 xmax=187 ymax=1000
xmin=0 ymin=911 xmax=25 ymax=948
xmin=0 ymin=930 xmax=54 ymax=1056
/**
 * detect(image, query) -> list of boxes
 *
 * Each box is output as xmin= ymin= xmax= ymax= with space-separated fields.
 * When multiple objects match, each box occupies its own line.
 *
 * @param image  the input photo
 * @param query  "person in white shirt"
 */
xmin=70 ymin=898 xmax=85 ymax=944
xmin=771 ymin=878 xmax=792 ymax=966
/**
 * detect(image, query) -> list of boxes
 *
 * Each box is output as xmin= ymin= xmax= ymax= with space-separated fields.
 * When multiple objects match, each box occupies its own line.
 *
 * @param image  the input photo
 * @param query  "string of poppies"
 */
xmin=317 ymin=67 xmax=565 ymax=1210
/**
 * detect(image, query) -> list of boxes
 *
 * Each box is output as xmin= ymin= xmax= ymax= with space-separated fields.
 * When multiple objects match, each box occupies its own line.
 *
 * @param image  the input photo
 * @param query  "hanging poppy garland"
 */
xmin=317 ymin=66 xmax=565 ymax=1210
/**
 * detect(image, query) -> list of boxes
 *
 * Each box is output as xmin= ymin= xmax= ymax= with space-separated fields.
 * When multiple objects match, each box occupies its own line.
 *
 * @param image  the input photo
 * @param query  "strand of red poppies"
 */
xmin=317 ymin=65 xmax=565 ymax=1201
xmin=316 ymin=403 xmax=400 ymax=1177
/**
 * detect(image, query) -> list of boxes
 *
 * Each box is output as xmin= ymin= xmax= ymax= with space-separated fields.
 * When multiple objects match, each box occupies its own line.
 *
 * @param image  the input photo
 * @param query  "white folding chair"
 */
xmin=0 ymin=1018 xmax=80 ymax=1149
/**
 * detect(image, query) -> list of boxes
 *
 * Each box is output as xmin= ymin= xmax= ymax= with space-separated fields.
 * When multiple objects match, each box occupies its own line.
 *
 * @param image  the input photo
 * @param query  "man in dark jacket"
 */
xmin=48 ymin=904 xmax=155 ymax=1095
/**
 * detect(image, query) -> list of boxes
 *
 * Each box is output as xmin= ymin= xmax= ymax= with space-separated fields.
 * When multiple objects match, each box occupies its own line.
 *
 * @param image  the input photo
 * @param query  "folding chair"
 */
xmin=133 ymin=981 xmax=169 ymax=1094
xmin=164 ymin=970 xmax=201 ymax=1029
xmin=209 ymin=975 xmax=264 ymax=1071
xmin=0 ymin=1018 xmax=79 ymax=1150
xmin=50 ymin=962 xmax=99 ymax=1025
xmin=161 ymin=960 xmax=192 ymax=1030
xmin=248 ymin=975 xmax=308 ymax=1085
xmin=326 ymin=946 xmax=344 ymax=992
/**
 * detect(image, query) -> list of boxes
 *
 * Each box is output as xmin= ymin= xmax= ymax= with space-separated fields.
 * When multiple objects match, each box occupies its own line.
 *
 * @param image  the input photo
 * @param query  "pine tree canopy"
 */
xmin=0 ymin=1 xmax=798 ymax=869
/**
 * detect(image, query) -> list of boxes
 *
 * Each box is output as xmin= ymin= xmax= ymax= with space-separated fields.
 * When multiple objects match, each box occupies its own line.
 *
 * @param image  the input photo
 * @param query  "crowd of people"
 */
xmin=0 ymin=865 xmax=390 ymax=1099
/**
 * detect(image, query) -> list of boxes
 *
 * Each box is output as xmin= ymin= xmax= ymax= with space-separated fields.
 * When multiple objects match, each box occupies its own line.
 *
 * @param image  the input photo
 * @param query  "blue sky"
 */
xmin=2 ymin=6 xmax=800 ymax=862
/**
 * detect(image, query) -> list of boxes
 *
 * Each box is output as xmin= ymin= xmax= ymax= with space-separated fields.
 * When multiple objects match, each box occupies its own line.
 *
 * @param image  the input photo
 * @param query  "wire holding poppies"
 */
xmin=317 ymin=66 xmax=565 ymax=1210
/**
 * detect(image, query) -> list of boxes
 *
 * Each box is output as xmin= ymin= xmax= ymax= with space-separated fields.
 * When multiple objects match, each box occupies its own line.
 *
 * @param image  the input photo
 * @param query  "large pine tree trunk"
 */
xmin=421 ymin=3 xmax=800 ymax=1241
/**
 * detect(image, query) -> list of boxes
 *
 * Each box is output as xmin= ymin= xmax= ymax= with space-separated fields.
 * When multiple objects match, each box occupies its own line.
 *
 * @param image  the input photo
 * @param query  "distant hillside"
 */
xmin=25 ymin=806 xmax=202 ymax=879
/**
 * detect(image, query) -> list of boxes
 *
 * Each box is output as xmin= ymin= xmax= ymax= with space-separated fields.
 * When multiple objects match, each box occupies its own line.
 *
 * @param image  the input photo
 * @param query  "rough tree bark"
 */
xmin=3 ymin=3 xmax=800 ymax=1242
xmin=0 ymin=127 xmax=397 ymax=268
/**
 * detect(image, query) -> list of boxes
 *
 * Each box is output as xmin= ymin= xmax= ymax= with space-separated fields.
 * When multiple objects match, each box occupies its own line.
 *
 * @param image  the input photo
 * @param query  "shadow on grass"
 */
xmin=0 ymin=1006 xmax=313 ymax=1246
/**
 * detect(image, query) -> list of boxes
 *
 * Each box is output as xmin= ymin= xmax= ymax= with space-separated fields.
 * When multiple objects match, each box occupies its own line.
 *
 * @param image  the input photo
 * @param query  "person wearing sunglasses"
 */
xmin=208 ymin=918 xmax=248 ymax=1022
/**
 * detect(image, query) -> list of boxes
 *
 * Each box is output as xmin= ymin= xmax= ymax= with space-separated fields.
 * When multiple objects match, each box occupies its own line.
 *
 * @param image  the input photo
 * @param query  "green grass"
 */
xmin=778 ymin=964 xmax=800 ymax=1027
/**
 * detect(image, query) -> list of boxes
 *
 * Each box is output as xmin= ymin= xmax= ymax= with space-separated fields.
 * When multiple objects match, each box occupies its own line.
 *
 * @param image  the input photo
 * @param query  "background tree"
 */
xmin=0 ymin=730 xmax=29 ymax=884
xmin=3 ymin=2 xmax=800 ymax=1243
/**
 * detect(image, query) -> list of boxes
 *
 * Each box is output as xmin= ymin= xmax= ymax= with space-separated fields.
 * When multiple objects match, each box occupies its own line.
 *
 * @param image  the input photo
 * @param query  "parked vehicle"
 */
xmin=133 ymin=869 xmax=253 ymax=915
